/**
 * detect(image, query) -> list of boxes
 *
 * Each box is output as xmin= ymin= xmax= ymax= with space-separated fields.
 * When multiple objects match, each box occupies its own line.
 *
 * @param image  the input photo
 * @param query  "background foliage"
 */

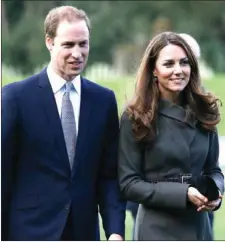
xmin=2 ymin=0 xmax=225 ymax=74
xmin=2 ymin=1 xmax=225 ymax=239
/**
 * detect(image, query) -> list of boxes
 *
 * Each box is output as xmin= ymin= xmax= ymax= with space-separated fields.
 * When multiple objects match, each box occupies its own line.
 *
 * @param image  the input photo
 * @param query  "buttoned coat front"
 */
xmin=119 ymin=99 xmax=224 ymax=240
xmin=1 ymin=68 xmax=126 ymax=241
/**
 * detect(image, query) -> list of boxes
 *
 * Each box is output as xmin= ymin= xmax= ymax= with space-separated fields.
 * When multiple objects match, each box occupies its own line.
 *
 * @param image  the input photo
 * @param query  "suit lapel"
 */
xmin=37 ymin=68 xmax=71 ymax=174
xmin=72 ymin=77 xmax=93 ymax=176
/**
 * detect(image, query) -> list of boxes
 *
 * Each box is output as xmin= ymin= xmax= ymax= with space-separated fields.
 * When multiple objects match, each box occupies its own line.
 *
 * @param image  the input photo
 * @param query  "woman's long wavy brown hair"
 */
xmin=126 ymin=32 xmax=221 ymax=141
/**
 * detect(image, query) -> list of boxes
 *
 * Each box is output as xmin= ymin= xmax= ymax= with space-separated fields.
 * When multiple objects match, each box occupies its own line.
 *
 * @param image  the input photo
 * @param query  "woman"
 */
xmin=118 ymin=32 xmax=224 ymax=240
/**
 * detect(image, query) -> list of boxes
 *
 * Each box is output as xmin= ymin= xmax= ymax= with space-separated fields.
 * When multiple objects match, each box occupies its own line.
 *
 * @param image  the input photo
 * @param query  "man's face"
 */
xmin=46 ymin=20 xmax=89 ymax=81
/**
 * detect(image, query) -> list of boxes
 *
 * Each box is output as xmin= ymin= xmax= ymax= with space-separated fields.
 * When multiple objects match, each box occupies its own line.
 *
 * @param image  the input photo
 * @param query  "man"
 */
xmin=2 ymin=5 xmax=126 ymax=241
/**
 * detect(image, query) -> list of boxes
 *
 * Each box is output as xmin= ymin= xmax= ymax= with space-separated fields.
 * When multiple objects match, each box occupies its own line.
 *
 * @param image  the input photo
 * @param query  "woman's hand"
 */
xmin=187 ymin=186 xmax=208 ymax=207
xmin=197 ymin=190 xmax=223 ymax=212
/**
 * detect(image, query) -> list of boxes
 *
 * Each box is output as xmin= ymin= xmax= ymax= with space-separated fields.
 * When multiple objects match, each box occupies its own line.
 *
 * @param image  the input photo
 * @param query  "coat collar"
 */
xmin=159 ymin=99 xmax=197 ymax=128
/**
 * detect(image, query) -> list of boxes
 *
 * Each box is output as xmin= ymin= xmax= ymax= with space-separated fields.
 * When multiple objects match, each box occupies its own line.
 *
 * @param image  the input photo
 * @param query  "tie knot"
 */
xmin=65 ymin=82 xmax=73 ymax=93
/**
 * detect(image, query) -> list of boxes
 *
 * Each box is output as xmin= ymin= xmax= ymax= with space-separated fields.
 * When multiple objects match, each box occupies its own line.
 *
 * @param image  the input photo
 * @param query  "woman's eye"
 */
xmin=164 ymin=62 xmax=173 ymax=67
xmin=181 ymin=60 xmax=190 ymax=65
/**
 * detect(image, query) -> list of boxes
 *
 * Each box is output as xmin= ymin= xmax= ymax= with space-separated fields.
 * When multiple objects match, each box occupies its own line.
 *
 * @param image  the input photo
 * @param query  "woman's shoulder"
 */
xmin=121 ymin=109 xmax=130 ymax=120
xmin=120 ymin=110 xmax=133 ymax=127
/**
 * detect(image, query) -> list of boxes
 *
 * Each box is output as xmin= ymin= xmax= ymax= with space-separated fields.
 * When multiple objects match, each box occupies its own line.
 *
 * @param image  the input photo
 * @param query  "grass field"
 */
xmin=96 ymin=74 xmax=225 ymax=240
xmin=99 ymin=202 xmax=225 ymax=240
xmin=97 ymin=74 xmax=225 ymax=136
xmin=2 ymin=72 xmax=225 ymax=136
xmin=2 ymin=72 xmax=225 ymax=240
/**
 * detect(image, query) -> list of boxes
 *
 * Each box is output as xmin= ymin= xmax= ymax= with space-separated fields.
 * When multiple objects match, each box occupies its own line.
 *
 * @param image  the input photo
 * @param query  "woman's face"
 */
xmin=154 ymin=44 xmax=191 ymax=100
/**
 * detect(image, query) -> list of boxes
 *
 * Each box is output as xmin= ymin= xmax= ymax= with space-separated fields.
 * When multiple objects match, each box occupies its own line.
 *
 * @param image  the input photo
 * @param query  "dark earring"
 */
xmin=153 ymin=75 xmax=158 ymax=82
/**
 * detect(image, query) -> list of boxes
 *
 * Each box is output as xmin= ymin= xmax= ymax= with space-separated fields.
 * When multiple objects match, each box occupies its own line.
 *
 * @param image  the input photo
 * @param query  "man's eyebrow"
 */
xmin=61 ymin=41 xmax=74 ymax=45
xmin=61 ymin=40 xmax=88 ymax=45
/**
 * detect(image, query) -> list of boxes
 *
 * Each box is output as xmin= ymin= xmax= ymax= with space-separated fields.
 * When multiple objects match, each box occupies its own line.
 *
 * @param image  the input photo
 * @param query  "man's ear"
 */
xmin=45 ymin=35 xmax=54 ymax=52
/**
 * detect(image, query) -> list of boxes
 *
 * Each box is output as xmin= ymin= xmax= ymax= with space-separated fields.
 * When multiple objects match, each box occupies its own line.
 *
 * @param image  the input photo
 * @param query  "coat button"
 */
xmin=65 ymin=204 xmax=70 ymax=210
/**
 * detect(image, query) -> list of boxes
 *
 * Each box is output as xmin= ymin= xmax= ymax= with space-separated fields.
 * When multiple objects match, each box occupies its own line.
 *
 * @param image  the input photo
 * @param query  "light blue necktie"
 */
xmin=61 ymin=82 xmax=76 ymax=169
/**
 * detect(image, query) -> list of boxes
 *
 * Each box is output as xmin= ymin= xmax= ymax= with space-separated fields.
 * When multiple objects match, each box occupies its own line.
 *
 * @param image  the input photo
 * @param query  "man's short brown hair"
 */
xmin=44 ymin=5 xmax=91 ymax=39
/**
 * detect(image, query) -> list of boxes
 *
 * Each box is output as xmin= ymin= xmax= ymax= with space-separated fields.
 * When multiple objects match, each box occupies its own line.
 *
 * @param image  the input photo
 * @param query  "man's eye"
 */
xmin=64 ymin=44 xmax=73 ymax=48
xmin=80 ymin=42 xmax=87 ymax=47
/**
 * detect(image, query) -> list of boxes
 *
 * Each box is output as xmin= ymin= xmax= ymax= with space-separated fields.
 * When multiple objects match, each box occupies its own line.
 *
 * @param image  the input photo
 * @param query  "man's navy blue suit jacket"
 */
xmin=1 ymin=68 xmax=126 ymax=240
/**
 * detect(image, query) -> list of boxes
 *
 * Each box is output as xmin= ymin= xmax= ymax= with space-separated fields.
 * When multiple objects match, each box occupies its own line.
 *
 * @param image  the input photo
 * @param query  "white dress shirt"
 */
xmin=47 ymin=66 xmax=81 ymax=135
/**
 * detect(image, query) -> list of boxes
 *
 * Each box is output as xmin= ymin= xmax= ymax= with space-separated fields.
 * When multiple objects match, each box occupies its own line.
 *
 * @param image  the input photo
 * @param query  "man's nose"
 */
xmin=71 ymin=46 xmax=82 ymax=59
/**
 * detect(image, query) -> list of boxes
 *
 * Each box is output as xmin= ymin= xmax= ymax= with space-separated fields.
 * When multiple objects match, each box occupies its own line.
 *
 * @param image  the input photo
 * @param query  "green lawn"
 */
xmin=99 ymin=192 xmax=225 ymax=240
xmin=3 ymin=72 xmax=225 ymax=135
xmin=203 ymin=75 xmax=225 ymax=135
xmin=96 ymin=75 xmax=225 ymax=240
xmin=97 ymin=74 xmax=225 ymax=136
xmin=214 ymin=200 xmax=225 ymax=240
xmin=2 ymin=72 xmax=225 ymax=240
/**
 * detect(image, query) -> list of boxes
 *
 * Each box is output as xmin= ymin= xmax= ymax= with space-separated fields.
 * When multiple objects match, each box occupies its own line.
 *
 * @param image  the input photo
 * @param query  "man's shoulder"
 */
xmin=82 ymin=76 xmax=115 ymax=98
xmin=2 ymin=69 xmax=45 ymax=95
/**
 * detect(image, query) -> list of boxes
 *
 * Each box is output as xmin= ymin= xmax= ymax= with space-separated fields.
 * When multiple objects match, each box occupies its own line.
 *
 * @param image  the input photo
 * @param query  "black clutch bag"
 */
xmin=190 ymin=175 xmax=219 ymax=202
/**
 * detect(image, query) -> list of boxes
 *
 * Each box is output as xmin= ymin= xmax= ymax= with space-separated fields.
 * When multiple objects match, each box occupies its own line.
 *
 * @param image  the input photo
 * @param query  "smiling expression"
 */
xmin=154 ymin=44 xmax=191 ymax=99
xmin=46 ymin=20 xmax=89 ymax=81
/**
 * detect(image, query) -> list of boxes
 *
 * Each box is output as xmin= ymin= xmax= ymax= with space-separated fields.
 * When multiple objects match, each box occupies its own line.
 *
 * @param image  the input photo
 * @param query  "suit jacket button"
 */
xmin=65 ymin=204 xmax=70 ymax=210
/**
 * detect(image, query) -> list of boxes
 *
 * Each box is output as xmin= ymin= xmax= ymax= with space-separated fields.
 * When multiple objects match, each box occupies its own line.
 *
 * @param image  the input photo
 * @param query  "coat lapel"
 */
xmin=159 ymin=99 xmax=197 ymax=128
xmin=37 ymin=68 xmax=71 ymax=174
xmin=72 ymin=77 xmax=93 ymax=176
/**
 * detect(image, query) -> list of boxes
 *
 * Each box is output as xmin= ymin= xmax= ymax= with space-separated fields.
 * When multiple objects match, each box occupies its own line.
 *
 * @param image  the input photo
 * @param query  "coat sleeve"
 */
xmin=203 ymin=131 xmax=224 ymax=194
xmin=203 ymin=130 xmax=224 ymax=210
xmin=97 ymin=91 xmax=126 ymax=239
xmin=1 ymin=84 xmax=19 ymax=240
xmin=118 ymin=112 xmax=190 ymax=210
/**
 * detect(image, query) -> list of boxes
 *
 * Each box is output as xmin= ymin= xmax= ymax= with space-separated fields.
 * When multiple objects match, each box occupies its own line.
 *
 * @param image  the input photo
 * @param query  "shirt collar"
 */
xmin=47 ymin=65 xmax=81 ymax=95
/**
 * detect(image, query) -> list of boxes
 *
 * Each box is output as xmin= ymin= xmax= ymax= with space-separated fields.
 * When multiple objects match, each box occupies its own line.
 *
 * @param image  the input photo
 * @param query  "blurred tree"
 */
xmin=2 ymin=1 xmax=9 ymax=36
xmin=4 ymin=0 xmax=25 ymax=29
xmin=2 ymin=0 xmax=225 ymax=74
xmin=152 ymin=17 xmax=172 ymax=36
